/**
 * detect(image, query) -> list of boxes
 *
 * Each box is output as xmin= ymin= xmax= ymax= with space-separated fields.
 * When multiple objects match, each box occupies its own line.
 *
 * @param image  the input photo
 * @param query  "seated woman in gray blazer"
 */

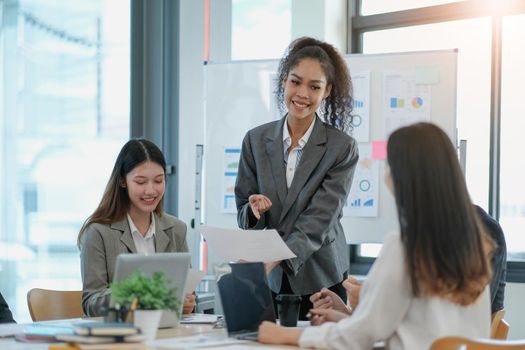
xmin=235 ymin=37 xmax=359 ymax=320
xmin=77 ymin=139 xmax=195 ymax=317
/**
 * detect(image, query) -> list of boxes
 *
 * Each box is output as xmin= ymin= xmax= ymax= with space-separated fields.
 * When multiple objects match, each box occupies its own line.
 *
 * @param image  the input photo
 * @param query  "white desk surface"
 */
xmin=0 ymin=320 xmax=385 ymax=349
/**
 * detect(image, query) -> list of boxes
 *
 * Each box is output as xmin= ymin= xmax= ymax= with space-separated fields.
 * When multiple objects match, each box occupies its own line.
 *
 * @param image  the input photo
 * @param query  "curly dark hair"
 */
xmin=276 ymin=37 xmax=354 ymax=132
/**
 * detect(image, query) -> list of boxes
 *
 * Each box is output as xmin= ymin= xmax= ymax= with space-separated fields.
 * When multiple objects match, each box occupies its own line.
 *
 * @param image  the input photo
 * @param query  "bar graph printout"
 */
xmin=221 ymin=148 xmax=241 ymax=213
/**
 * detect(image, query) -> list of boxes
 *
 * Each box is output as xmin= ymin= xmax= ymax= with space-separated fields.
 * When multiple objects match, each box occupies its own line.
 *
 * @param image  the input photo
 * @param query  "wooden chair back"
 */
xmin=430 ymin=336 xmax=525 ymax=350
xmin=492 ymin=309 xmax=510 ymax=340
xmin=27 ymin=288 xmax=83 ymax=321
xmin=430 ymin=337 xmax=525 ymax=350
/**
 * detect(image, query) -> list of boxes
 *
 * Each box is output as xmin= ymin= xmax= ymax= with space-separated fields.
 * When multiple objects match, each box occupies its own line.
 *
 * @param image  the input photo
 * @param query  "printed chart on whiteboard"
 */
xmin=221 ymin=148 xmax=240 ymax=213
xmin=344 ymin=144 xmax=379 ymax=217
xmin=382 ymin=70 xmax=432 ymax=138
xmin=349 ymin=71 xmax=371 ymax=142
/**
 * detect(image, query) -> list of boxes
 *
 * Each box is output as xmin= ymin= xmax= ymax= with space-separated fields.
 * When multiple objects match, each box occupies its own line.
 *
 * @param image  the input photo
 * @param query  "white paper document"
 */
xmin=199 ymin=226 xmax=296 ymax=263
xmin=0 ymin=323 xmax=25 ymax=337
xmin=204 ymin=345 xmax=290 ymax=350
xmin=184 ymin=269 xmax=206 ymax=294
xmin=180 ymin=313 xmax=219 ymax=324
xmin=146 ymin=334 xmax=249 ymax=348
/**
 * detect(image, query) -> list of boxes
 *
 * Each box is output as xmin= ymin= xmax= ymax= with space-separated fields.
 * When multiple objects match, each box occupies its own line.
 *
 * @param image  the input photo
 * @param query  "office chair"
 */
xmin=27 ymin=288 xmax=83 ymax=321
xmin=430 ymin=336 xmax=525 ymax=350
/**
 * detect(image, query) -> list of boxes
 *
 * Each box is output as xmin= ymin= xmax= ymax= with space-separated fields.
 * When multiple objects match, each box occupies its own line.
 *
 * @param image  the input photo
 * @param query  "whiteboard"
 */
xmin=203 ymin=50 xmax=457 ymax=245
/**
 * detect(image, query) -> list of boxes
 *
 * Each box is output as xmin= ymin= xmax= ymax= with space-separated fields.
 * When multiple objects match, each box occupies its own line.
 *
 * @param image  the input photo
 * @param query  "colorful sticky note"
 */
xmin=372 ymin=141 xmax=387 ymax=160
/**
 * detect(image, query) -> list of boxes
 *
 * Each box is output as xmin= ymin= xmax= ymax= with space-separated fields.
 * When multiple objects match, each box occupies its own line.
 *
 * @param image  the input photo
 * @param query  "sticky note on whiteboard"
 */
xmin=415 ymin=66 xmax=440 ymax=84
xmin=372 ymin=140 xmax=387 ymax=160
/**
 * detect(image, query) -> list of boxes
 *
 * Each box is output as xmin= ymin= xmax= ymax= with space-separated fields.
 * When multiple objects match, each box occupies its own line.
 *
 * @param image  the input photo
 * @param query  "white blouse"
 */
xmin=299 ymin=231 xmax=491 ymax=350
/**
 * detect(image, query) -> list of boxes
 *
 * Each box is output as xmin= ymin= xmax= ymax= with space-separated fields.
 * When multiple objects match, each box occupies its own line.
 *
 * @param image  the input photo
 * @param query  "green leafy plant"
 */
xmin=110 ymin=271 xmax=180 ymax=314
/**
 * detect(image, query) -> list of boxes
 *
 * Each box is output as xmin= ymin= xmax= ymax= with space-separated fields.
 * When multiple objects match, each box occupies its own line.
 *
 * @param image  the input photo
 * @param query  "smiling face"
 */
xmin=283 ymin=58 xmax=332 ymax=123
xmin=124 ymin=160 xmax=165 ymax=218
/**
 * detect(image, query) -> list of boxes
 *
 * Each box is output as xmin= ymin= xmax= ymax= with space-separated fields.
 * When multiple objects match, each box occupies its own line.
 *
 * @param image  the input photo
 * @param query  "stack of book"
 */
xmin=54 ymin=322 xmax=146 ymax=349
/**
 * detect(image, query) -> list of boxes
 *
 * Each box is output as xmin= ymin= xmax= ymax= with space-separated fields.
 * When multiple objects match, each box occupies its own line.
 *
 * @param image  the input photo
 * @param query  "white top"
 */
xmin=283 ymin=116 xmax=315 ymax=188
xmin=127 ymin=213 xmax=156 ymax=255
xmin=299 ymin=231 xmax=491 ymax=350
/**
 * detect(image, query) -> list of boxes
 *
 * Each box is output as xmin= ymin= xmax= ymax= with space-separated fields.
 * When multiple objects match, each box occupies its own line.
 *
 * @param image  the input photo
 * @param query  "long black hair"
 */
xmin=387 ymin=122 xmax=493 ymax=305
xmin=77 ymin=139 xmax=166 ymax=247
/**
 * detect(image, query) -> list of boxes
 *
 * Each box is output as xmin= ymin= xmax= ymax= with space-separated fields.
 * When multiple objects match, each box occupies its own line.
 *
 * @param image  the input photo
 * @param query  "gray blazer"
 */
xmin=79 ymin=213 xmax=188 ymax=316
xmin=235 ymin=116 xmax=358 ymax=295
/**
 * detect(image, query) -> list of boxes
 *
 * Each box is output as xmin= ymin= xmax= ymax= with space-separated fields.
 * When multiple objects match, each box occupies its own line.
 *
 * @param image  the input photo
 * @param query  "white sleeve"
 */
xmin=299 ymin=232 xmax=412 ymax=350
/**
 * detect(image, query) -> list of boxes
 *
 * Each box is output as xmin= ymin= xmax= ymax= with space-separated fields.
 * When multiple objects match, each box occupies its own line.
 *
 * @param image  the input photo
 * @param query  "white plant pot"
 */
xmin=134 ymin=309 xmax=162 ymax=340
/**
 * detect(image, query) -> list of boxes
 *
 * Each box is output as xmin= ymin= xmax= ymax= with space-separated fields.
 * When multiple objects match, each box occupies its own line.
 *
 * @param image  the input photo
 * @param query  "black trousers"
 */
xmin=273 ymin=271 xmax=348 ymax=321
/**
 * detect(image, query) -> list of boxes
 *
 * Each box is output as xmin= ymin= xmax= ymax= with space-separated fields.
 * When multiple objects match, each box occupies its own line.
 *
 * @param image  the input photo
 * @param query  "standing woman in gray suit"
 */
xmin=235 ymin=37 xmax=359 ymax=320
xmin=77 ymin=139 xmax=196 ymax=316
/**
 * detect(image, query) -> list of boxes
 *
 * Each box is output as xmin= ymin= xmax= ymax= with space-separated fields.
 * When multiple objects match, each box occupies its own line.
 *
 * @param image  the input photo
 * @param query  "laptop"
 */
xmin=217 ymin=262 xmax=276 ymax=341
xmin=112 ymin=252 xmax=191 ymax=328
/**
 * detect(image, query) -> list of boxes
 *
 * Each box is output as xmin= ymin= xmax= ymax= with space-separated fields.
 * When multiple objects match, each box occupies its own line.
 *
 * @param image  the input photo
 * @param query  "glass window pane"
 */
xmin=361 ymin=0 xmax=467 ymax=15
xmin=363 ymin=18 xmax=492 ymax=210
xmin=231 ymin=0 xmax=291 ymax=60
xmin=501 ymin=14 xmax=525 ymax=261
xmin=0 ymin=1 xmax=130 ymax=322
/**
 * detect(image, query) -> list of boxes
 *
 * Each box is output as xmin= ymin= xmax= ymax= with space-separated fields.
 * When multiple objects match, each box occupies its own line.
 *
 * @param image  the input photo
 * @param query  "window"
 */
xmin=363 ymin=19 xmax=492 ymax=209
xmin=231 ymin=0 xmax=291 ymax=60
xmin=0 ymin=0 xmax=130 ymax=322
xmin=351 ymin=1 xmax=525 ymax=269
xmin=500 ymin=14 xmax=525 ymax=261
xmin=361 ymin=0 xmax=467 ymax=15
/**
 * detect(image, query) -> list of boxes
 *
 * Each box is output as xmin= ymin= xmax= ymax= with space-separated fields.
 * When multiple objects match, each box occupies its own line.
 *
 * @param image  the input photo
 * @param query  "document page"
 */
xmin=199 ymin=226 xmax=296 ymax=263
xmin=184 ymin=269 xmax=206 ymax=294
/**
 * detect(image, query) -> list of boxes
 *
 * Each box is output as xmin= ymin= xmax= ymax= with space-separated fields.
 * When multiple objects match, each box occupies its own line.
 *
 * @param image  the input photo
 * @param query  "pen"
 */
xmin=125 ymin=297 xmax=139 ymax=323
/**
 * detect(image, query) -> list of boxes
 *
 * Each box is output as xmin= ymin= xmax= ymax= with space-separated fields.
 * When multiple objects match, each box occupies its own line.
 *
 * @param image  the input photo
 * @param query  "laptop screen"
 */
xmin=112 ymin=252 xmax=191 ymax=328
xmin=218 ymin=262 xmax=276 ymax=334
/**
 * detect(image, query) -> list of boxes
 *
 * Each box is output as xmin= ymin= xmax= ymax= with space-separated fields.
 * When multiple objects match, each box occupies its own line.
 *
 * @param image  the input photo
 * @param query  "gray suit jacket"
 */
xmin=235 ymin=116 xmax=358 ymax=295
xmin=80 ymin=213 xmax=188 ymax=316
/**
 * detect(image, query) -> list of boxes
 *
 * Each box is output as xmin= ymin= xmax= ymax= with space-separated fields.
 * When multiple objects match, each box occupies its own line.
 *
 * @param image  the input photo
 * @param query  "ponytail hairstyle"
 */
xmin=387 ymin=122 xmax=494 ymax=305
xmin=77 ymin=139 xmax=166 ymax=248
xmin=276 ymin=36 xmax=354 ymax=132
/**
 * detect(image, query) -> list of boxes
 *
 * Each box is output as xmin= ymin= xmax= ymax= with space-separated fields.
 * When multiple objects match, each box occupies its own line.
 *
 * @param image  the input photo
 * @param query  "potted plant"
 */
xmin=110 ymin=271 xmax=180 ymax=339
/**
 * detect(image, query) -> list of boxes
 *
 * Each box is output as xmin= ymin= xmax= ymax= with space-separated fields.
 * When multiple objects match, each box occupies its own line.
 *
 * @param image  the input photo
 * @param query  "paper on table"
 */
xmin=180 ymin=313 xmax=218 ymax=324
xmin=146 ymin=334 xmax=249 ymax=348
xmin=199 ymin=226 xmax=296 ymax=263
xmin=184 ymin=269 xmax=206 ymax=294
xmin=0 ymin=323 xmax=25 ymax=337
xmin=200 ymin=345 xmax=288 ymax=350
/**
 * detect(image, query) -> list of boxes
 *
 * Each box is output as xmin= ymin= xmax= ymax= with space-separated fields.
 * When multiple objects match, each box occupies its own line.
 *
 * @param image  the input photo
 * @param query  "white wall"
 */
xmin=178 ymin=0 xmax=205 ymax=265
xmin=291 ymin=0 xmax=347 ymax=52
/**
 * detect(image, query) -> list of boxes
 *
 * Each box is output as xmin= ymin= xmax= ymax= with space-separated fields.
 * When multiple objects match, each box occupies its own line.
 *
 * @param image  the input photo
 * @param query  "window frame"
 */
xmin=348 ymin=0 xmax=525 ymax=282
